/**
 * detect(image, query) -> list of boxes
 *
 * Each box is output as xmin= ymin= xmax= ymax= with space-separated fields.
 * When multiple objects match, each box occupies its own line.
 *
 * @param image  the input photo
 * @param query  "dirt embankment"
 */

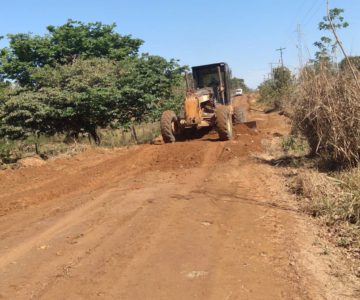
xmin=0 ymin=95 xmax=358 ymax=299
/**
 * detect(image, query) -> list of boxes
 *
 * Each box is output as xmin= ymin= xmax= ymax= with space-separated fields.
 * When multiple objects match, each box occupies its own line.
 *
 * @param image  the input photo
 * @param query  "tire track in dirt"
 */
xmin=0 ymin=96 xmax=358 ymax=299
xmin=0 ymin=141 xmax=227 ymax=299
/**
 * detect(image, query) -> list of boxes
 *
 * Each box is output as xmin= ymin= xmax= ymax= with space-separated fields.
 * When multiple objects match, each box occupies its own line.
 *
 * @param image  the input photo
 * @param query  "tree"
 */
xmin=0 ymin=20 xmax=143 ymax=87
xmin=0 ymin=59 xmax=120 ymax=142
xmin=273 ymin=66 xmax=292 ymax=92
xmin=0 ymin=56 xmax=186 ymax=143
xmin=258 ymin=79 xmax=277 ymax=103
xmin=0 ymin=83 xmax=6 ymax=137
xmin=117 ymin=54 xmax=186 ymax=122
xmin=258 ymin=67 xmax=293 ymax=109
xmin=313 ymin=8 xmax=349 ymax=63
xmin=230 ymin=77 xmax=250 ymax=93
xmin=0 ymin=20 xmax=187 ymax=144
xmin=0 ymin=80 xmax=9 ymax=129
xmin=0 ymin=80 xmax=9 ymax=97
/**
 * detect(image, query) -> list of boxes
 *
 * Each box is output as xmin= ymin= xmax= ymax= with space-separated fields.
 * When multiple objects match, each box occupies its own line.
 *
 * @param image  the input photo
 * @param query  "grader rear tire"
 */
xmin=216 ymin=105 xmax=233 ymax=141
xmin=233 ymin=106 xmax=247 ymax=124
xmin=160 ymin=110 xmax=178 ymax=143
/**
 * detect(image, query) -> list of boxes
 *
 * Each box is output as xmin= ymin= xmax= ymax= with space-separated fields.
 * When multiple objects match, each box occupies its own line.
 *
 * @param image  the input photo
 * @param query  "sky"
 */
xmin=0 ymin=0 xmax=359 ymax=88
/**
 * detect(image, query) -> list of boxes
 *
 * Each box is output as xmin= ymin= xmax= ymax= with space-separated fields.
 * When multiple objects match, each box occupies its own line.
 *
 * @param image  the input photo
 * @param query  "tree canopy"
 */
xmin=230 ymin=77 xmax=250 ymax=93
xmin=313 ymin=8 xmax=349 ymax=63
xmin=273 ymin=66 xmax=292 ymax=91
xmin=0 ymin=20 xmax=186 ymax=143
xmin=258 ymin=66 xmax=293 ymax=108
xmin=0 ymin=20 xmax=143 ymax=87
xmin=0 ymin=56 xmax=185 ymax=143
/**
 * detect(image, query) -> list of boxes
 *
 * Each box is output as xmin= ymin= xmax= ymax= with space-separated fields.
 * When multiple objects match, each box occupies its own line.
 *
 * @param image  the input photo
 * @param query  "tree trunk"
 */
xmin=88 ymin=128 xmax=101 ymax=146
xmin=131 ymin=125 xmax=138 ymax=144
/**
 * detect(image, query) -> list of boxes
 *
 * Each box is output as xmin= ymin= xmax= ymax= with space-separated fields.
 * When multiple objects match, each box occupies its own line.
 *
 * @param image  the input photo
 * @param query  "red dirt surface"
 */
xmin=0 ymin=95 xmax=358 ymax=299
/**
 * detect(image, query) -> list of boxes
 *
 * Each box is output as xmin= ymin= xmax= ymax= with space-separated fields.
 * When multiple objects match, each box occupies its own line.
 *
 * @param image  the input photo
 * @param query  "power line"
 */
xmin=282 ymin=0 xmax=308 ymax=44
xmin=303 ymin=0 xmax=324 ymax=30
xmin=280 ymin=0 xmax=324 ymax=69
xmin=302 ymin=0 xmax=323 ymax=26
xmin=302 ymin=30 xmax=313 ymax=61
xmin=282 ymin=0 xmax=322 ymax=48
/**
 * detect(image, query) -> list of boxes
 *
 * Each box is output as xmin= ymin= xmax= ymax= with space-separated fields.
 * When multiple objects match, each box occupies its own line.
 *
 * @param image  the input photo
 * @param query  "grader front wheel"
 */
xmin=233 ymin=106 xmax=247 ymax=124
xmin=160 ymin=110 xmax=179 ymax=143
xmin=216 ymin=105 xmax=233 ymax=141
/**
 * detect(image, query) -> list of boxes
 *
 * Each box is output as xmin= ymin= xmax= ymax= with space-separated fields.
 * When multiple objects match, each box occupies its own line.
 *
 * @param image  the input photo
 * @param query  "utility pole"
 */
xmin=269 ymin=63 xmax=274 ymax=78
xmin=296 ymin=24 xmax=303 ymax=67
xmin=276 ymin=47 xmax=286 ymax=67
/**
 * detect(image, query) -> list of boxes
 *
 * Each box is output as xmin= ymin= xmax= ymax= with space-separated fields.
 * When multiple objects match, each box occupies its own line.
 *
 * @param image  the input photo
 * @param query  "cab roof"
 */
xmin=192 ymin=62 xmax=228 ymax=71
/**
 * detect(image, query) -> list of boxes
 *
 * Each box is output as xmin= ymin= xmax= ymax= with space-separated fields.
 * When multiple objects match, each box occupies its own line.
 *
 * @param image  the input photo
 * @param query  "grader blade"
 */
xmin=244 ymin=121 xmax=257 ymax=129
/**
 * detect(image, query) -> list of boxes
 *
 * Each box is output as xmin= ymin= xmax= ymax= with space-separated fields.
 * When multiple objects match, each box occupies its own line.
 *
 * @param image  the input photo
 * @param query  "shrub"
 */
xmin=340 ymin=56 xmax=360 ymax=72
xmin=292 ymin=65 xmax=360 ymax=167
xmin=0 ymin=140 xmax=17 ymax=163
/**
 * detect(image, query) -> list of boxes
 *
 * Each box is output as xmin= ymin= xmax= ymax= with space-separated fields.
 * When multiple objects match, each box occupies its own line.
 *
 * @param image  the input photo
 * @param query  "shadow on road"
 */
xmin=175 ymin=127 xmax=216 ymax=142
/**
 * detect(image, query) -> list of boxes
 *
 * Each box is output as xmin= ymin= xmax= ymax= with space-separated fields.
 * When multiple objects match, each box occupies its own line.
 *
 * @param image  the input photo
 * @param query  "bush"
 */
xmin=258 ymin=79 xmax=278 ymax=104
xmin=292 ymin=65 xmax=360 ymax=167
xmin=340 ymin=56 xmax=360 ymax=72
xmin=281 ymin=135 xmax=309 ymax=154
xmin=0 ymin=140 xmax=18 ymax=163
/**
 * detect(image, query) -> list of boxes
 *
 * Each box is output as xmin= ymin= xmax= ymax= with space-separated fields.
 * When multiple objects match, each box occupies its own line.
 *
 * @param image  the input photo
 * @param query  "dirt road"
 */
xmin=0 ymin=96 xmax=357 ymax=299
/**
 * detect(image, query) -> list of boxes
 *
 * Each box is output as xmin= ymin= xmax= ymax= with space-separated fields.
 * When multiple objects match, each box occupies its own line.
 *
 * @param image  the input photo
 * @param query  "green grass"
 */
xmin=99 ymin=122 xmax=160 ymax=148
xmin=281 ymin=135 xmax=309 ymax=154
xmin=0 ymin=140 xmax=17 ymax=164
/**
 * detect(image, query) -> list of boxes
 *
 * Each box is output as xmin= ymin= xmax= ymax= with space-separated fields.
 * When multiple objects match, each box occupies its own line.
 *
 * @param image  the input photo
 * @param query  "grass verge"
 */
xmin=259 ymin=132 xmax=360 ymax=276
xmin=0 ymin=122 xmax=160 ymax=168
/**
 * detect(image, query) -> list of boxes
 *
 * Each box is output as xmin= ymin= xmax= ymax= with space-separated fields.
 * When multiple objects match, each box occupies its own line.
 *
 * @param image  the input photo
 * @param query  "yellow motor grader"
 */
xmin=160 ymin=62 xmax=247 ymax=143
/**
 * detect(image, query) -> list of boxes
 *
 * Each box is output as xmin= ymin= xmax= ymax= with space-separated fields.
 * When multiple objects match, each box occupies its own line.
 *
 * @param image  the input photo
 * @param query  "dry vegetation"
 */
xmin=0 ymin=123 xmax=160 ymax=168
xmin=256 ymin=60 xmax=360 ymax=274
xmin=291 ymin=169 xmax=360 ymax=275
xmin=292 ymin=66 xmax=360 ymax=167
xmin=279 ymin=65 xmax=360 ymax=274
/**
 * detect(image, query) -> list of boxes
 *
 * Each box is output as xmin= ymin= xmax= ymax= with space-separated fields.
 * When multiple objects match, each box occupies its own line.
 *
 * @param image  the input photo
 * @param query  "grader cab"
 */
xmin=160 ymin=62 xmax=247 ymax=143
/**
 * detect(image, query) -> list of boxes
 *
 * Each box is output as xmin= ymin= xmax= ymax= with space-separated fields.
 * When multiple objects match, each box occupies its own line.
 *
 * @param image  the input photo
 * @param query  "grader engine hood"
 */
xmin=184 ymin=88 xmax=213 ymax=126
xmin=184 ymin=94 xmax=202 ymax=126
